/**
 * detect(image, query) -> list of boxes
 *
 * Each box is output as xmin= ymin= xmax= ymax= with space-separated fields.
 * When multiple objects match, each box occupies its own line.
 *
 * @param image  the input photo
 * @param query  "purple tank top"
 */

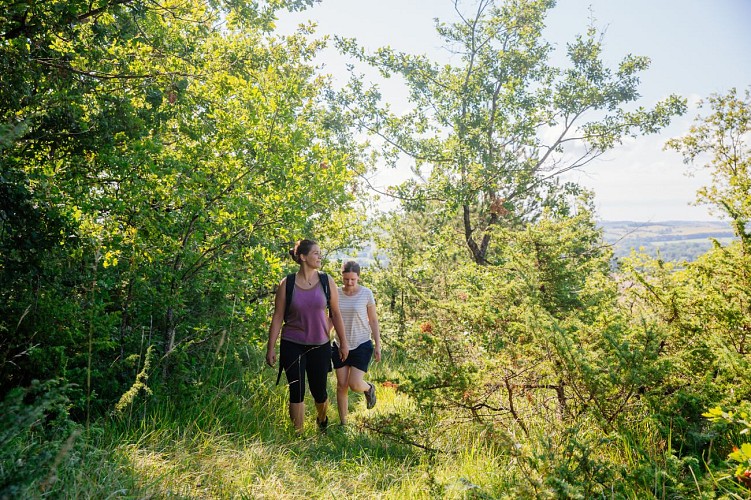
xmin=281 ymin=283 xmax=330 ymax=345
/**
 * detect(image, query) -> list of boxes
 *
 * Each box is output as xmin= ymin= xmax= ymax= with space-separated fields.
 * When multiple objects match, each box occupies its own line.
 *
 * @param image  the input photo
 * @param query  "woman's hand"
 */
xmin=374 ymin=344 xmax=382 ymax=363
xmin=338 ymin=343 xmax=349 ymax=362
xmin=266 ymin=347 xmax=277 ymax=367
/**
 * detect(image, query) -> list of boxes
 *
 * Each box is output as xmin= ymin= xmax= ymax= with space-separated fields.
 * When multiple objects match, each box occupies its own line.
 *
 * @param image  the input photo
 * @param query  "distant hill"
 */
xmin=599 ymin=220 xmax=737 ymax=261
xmin=339 ymin=221 xmax=737 ymax=268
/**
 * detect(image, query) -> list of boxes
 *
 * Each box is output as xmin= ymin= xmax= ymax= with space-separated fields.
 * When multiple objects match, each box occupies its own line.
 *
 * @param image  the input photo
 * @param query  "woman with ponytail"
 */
xmin=266 ymin=239 xmax=349 ymax=434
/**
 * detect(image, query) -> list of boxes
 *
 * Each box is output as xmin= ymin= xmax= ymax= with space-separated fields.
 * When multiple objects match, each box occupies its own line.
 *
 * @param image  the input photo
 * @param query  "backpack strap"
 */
xmin=284 ymin=273 xmax=296 ymax=320
xmin=318 ymin=271 xmax=331 ymax=312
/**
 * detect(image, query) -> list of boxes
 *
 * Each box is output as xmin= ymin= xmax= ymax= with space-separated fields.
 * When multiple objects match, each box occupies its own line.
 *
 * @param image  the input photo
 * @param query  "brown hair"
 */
xmin=341 ymin=260 xmax=361 ymax=275
xmin=289 ymin=239 xmax=317 ymax=265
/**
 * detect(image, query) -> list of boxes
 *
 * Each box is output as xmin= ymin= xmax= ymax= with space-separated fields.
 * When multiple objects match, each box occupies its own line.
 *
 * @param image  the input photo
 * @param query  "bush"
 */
xmin=0 ymin=379 xmax=80 ymax=497
xmin=704 ymin=404 xmax=751 ymax=495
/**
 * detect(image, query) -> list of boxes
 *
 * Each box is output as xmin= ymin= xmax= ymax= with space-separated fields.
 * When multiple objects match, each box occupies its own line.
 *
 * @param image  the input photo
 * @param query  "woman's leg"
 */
xmin=306 ymin=343 xmax=331 ymax=428
xmin=345 ymin=341 xmax=376 ymax=409
xmin=289 ymin=402 xmax=304 ymax=433
xmin=280 ymin=340 xmax=306 ymax=433
xmin=346 ymin=366 xmax=370 ymax=393
xmin=315 ymin=400 xmax=328 ymax=426
xmin=335 ymin=366 xmax=351 ymax=424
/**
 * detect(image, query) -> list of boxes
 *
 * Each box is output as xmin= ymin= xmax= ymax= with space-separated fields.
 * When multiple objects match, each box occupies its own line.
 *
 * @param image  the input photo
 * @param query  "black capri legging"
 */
xmin=280 ymin=339 xmax=331 ymax=404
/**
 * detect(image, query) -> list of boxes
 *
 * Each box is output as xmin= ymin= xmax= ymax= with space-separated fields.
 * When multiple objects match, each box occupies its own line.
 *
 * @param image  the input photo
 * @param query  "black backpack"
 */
xmin=284 ymin=271 xmax=331 ymax=320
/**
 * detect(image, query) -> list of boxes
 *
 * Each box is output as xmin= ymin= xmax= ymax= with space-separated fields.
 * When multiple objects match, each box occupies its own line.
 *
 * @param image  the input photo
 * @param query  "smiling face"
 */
xmin=341 ymin=271 xmax=360 ymax=292
xmin=300 ymin=244 xmax=322 ymax=269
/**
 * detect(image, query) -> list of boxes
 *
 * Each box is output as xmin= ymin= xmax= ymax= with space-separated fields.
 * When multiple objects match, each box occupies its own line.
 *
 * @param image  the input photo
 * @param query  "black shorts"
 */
xmin=280 ymin=339 xmax=331 ymax=404
xmin=332 ymin=340 xmax=373 ymax=372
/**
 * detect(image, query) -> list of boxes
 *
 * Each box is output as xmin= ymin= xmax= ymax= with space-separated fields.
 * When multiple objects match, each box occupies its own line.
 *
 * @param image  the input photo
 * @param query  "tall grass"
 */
xmin=101 ymin=356 xmax=427 ymax=498
xmin=3 ymin=341 xmax=747 ymax=498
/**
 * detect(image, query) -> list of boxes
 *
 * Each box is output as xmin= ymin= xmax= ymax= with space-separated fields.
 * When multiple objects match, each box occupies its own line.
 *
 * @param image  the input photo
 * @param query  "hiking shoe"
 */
xmin=317 ymin=416 xmax=328 ymax=433
xmin=364 ymin=383 xmax=376 ymax=409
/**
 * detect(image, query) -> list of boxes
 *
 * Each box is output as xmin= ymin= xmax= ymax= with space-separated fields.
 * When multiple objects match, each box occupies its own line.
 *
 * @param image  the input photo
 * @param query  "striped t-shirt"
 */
xmin=338 ymin=286 xmax=376 ymax=347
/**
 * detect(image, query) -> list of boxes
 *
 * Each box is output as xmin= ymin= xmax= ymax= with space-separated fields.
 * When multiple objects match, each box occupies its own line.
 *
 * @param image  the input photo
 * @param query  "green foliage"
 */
xmin=114 ymin=345 xmax=154 ymax=415
xmin=337 ymin=0 xmax=685 ymax=264
xmin=666 ymin=87 xmax=751 ymax=250
xmin=372 ymin=196 xmax=637 ymax=435
xmin=617 ymin=239 xmax=751 ymax=458
xmin=361 ymin=82 xmax=747 ymax=499
xmin=0 ymin=1 xmax=748 ymax=497
xmin=0 ymin=0 xmax=364 ymax=415
xmin=704 ymin=404 xmax=751 ymax=494
xmin=0 ymin=380 xmax=79 ymax=497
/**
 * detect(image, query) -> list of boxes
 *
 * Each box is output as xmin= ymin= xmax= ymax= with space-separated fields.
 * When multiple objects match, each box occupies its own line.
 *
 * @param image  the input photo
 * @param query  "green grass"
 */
xmin=14 ymin=350 xmax=428 ymax=499
xmin=103 ymin=381 xmax=426 ymax=498
xmin=4 ymin=345 xmax=750 ymax=499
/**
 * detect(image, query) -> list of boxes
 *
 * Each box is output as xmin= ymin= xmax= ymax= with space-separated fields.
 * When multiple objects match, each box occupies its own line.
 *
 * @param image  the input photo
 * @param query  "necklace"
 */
xmin=298 ymin=271 xmax=315 ymax=286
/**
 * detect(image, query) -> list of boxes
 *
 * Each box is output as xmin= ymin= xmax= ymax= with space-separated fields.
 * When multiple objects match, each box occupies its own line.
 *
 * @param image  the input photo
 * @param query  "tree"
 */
xmin=665 ymin=87 xmax=751 ymax=252
xmin=337 ymin=0 xmax=685 ymax=264
xmin=610 ymin=87 xmax=751 ymax=456
xmin=0 ymin=0 xmax=363 ymax=414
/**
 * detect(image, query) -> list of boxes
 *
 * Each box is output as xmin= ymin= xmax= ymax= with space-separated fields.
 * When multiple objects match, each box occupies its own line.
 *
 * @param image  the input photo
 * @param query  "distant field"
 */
xmin=650 ymin=237 xmax=736 ymax=247
xmin=599 ymin=220 xmax=737 ymax=261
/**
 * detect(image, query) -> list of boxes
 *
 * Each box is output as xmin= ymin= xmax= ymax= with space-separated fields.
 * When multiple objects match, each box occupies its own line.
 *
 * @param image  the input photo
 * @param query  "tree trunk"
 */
xmin=464 ymin=204 xmax=486 ymax=264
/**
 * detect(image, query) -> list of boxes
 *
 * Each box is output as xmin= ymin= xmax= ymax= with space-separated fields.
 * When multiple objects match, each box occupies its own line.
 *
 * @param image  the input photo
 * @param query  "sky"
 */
xmin=275 ymin=0 xmax=751 ymax=221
